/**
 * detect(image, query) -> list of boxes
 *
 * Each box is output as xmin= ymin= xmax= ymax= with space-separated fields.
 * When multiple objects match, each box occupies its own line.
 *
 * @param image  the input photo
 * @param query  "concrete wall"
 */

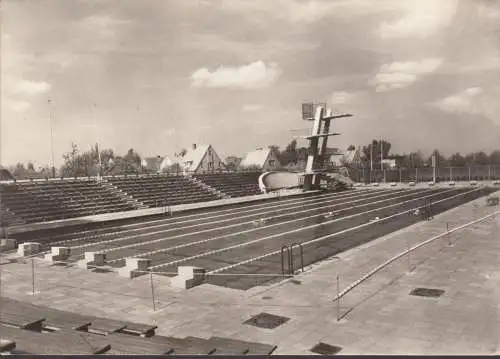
xmin=260 ymin=171 xmax=301 ymax=191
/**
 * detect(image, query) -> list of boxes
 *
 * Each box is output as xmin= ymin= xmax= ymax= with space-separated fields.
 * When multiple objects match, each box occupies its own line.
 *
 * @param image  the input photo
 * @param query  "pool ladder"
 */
xmin=281 ymin=243 xmax=304 ymax=277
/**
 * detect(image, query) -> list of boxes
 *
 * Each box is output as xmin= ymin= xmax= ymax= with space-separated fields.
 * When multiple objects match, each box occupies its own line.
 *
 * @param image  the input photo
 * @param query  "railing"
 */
xmin=332 ymin=210 xmax=500 ymax=311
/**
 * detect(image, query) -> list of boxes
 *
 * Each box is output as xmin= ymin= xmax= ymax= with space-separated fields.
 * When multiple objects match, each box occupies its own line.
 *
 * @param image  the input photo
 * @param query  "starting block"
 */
xmin=17 ymin=242 xmax=41 ymax=257
xmin=118 ymin=257 xmax=150 ymax=279
xmin=44 ymin=246 xmax=71 ymax=262
xmin=170 ymin=266 xmax=206 ymax=289
xmin=77 ymin=251 xmax=106 ymax=269
xmin=0 ymin=238 xmax=17 ymax=252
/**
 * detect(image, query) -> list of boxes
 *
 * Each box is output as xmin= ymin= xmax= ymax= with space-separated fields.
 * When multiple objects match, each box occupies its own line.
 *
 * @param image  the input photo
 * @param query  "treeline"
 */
xmin=358 ymin=140 xmax=500 ymax=169
xmin=6 ymin=140 xmax=500 ymax=180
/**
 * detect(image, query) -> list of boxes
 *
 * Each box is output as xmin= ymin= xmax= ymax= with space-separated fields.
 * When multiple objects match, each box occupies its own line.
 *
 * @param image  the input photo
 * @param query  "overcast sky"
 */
xmin=2 ymin=0 xmax=500 ymax=167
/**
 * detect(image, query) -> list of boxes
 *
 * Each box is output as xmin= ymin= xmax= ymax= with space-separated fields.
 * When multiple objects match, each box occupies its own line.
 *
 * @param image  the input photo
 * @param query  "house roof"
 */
xmin=240 ymin=148 xmax=272 ymax=168
xmin=141 ymin=156 xmax=173 ymax=171
xmin=181 ymin=145 xmax=210 ymax=172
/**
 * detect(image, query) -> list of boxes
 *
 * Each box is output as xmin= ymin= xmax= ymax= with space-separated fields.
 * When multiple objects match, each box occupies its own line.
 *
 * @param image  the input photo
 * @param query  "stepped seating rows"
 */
xmin=0 ymin=180 xmax=137 ymax=224
xmin=195 ymin=172 xmax=262 ymax=197
xmin=0 ymin=298 xmax=277 ymax=355
xmin=108 ymin=176 xmax=220 ymax=207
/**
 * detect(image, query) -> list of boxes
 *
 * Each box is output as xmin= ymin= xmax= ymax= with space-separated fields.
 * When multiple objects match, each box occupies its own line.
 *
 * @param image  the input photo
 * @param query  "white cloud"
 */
xmin=331 ymin=91 xmax=353 ymax=105
xmin=78 ymin=14 xmax=129 ymax=38
xmin=2 ymin=98 xmax=31 ymax=112
xmin=372 ymin=58 xmax=442 ymax=92
xmin=191 ymin=61 xmax=281 ymax=89
xmin=12 ymin=80 xmax=51 ymax=96
xmin=435 ymin=86 xmax=500 ymax=125
xmin=378 ymin=0 xmax=457 ymax=39
xmin=242 ymin=104 xmax=262 ymax=112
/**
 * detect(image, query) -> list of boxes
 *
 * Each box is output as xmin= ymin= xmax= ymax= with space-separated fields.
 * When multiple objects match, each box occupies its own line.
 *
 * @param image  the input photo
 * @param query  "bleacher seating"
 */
xmin=194 ymin=172 xmax=262 ymax=197
xmin=107 ymin=175 xmax=221 ymax=207
xmin=0 ymin=179 xmax=137 ymax=224
xmin=0 ymin=298 xmax=277 ymax=355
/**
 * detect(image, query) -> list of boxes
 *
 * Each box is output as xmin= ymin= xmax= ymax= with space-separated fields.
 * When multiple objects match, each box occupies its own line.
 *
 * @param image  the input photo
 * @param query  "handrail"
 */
xmin=333 ymin=209 xmax=500 ymax=302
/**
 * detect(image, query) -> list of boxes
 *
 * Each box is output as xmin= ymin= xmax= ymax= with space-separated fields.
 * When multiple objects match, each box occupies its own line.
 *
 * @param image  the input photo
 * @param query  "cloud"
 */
xmin=190 ymin=61 xmax=281 ymax=89
xmin=77 ymin=14 xmax=129 ymax=38
xmin=372 ymin=58 xmax=442 ymax=92
xmin=331 ymin=91 xmax=354 ymax=105
xmin=435 ymin=86 xmax=500 ymax=125
xmin=242 ymin=104 xmax=262 ymax=112
xmin=12 ymin=80 xmax=51 ymax=96
xmin=378 ymin=0 xmax=457 ymax=39
xmin=3 ymin=98 xmax=31 ymax=112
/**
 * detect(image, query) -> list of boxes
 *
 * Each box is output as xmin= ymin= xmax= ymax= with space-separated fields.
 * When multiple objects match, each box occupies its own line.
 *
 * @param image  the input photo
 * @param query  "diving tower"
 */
xmin=301 ymin=103 xmax=353 ymax=191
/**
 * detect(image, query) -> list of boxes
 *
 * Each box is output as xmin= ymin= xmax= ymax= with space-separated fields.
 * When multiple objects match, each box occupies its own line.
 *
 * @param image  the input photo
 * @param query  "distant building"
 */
xmin=381 ymin=159 xmax=397 ymax=169
xmin=141 ymin=156 xmax=174 ymax=173
xmin=181 ymin=144 xmax=226 ymax=173
xmin=329 ymin=147 xmax=362 ymax=167
xmin=240 ymin=147 xmax=280 ymax=171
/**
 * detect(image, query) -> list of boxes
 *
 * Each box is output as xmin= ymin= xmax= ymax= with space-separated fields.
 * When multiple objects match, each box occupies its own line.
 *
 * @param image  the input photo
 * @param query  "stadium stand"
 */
xmin=0 ymin=298 xmax=277 ymax=355
xmin=194 ymin=172 xmax=262 ymax=197
xmin=0 ymin=179 xmax=137 ymax=224
xmin=107 ymin=174 xmax=221 ymax=207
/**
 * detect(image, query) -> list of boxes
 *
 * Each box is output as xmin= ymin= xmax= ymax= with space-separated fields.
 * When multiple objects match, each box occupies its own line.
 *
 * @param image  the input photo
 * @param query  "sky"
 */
xmin=2 ymin=0 xmax=500 ymax=168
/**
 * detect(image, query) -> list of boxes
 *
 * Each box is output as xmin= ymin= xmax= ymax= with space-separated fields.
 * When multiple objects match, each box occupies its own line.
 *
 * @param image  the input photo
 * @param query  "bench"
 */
xmin=0 ymin=324 xmax=111 ymax=354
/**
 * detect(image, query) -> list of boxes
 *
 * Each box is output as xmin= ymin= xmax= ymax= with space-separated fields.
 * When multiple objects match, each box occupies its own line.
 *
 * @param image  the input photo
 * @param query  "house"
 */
xmin=240 ymin=147 xmax=280 ymax=171
xmin=180 ymin=144 xmax=226 ymax=174
xmin=141 ymin=156 xmax=174 ymax=173
xmin=381 ymin=158 xmax=397 ymax=169
xmin=328 ymin=147 xmax=362 ymax=167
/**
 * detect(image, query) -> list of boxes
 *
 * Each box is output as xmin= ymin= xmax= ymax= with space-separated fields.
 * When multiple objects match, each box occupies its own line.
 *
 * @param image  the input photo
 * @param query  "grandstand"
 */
xmin=0 ymin=172 xmax=266 ymax=225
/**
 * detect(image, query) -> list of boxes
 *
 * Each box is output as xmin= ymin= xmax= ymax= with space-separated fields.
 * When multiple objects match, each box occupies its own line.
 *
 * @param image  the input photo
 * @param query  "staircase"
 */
xmin=0 ymin=206 xmax=26 ymax=227
xmin=99 ymin=179 xmax=148 ymax=209
xmin=184 ymin=175 xmax=229 ymax=199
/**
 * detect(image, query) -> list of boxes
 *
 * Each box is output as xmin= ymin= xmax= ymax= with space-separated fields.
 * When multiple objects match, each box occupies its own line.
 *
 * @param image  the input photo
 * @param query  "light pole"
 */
xmin=48 ymin=98 xmax=56 ymax=178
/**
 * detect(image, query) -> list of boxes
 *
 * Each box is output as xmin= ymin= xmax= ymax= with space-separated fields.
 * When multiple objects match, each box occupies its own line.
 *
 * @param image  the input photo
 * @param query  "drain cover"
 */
xmin=51 ymin=262 xmax=72 ymax=267
xmin=91 ymin=268 xmax=113 ymax=273
xmin=410 ymin=288 xmax=445 ymax=298
xmin=310 ymin=342 xmax=342 ymax=355
xmin=244 ymin=312 xmax=290 ymax=329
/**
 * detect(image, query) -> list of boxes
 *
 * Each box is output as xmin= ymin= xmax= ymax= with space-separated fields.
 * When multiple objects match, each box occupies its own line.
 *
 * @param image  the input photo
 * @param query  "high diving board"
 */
xmin=303 ymin=132 xmax=341 ymax=140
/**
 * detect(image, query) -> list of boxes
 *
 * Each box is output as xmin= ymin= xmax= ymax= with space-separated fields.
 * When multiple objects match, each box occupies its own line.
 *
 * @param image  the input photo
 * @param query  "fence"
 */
xmin=332 ymin=208 xmax=499 ymax=321
xmin=348 ymin=165 xmax=500 ymax=183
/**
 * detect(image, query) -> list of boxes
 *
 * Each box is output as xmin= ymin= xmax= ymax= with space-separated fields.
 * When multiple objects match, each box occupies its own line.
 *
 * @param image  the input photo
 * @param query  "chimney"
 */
xmin=192 ymin=144 xmax=197 ymax=150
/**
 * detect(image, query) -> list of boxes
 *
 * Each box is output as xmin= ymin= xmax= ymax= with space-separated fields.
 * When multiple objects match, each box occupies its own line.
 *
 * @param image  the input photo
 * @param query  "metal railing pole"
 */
xmin=407 ymin=238 xmax=411 ymax=273
xmin=336 ymin=274 xmax=340 ymax=322
xmin=31 ymin=258 xmax=35 ymax=295
xmin=150 ymin=271 xmax=156 ymax=312
xmin=446 ymin=222 xmax=451 ymax=246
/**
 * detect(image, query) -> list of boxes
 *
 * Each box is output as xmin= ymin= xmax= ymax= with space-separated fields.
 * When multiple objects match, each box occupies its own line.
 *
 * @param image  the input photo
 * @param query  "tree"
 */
xmin=225 ymin=156 xmax=242 ymax=171
xmin=347 ymin=144 xmax=356 ymax=151
xmin=489 ymin=150 xmax=500 ymax=165
xmin=428 ymin=149 xmax=447 ymax=167
xmin=448 ymin=153 xmax=466 ymax=167
xmin=279 ymin=140 xmax=298 ymax=165
xmin=361 ymin=139 xmax=392 ymax=167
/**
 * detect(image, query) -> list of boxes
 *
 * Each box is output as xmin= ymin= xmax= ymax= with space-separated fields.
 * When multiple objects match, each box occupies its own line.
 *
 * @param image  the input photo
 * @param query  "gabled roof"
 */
xmin=181 ymin=145 xmax=210 ymax=172
xmin=240 ymin=148 xmax=271 ymax=168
